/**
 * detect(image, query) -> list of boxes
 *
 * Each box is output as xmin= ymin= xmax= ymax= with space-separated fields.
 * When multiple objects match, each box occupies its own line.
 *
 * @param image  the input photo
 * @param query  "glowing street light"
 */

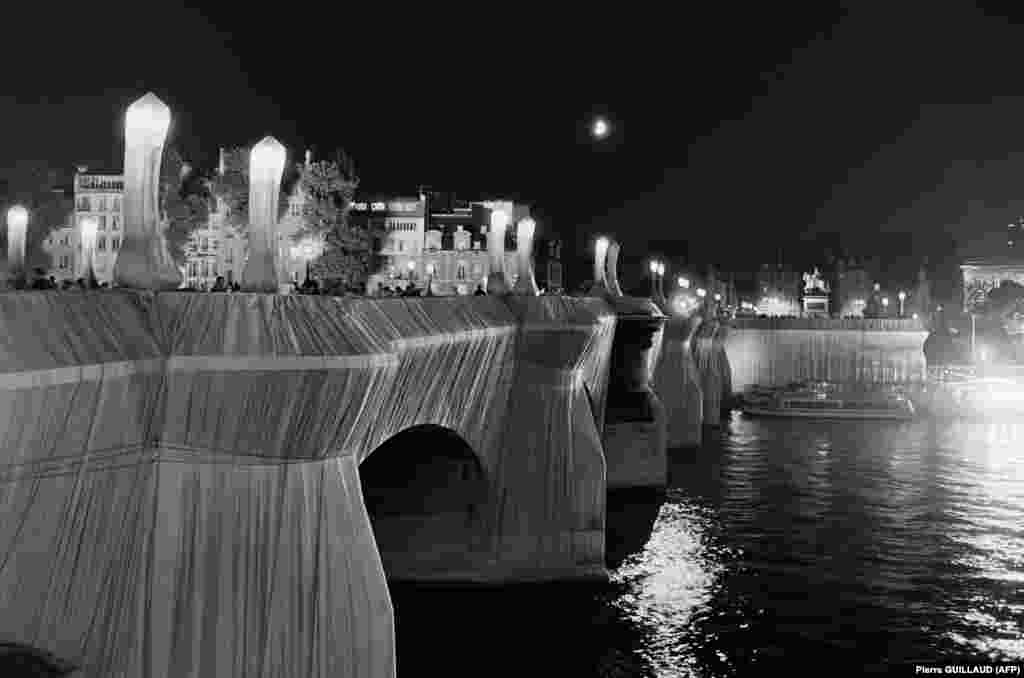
xmin=678 ymin=276 xmax=690 ymax=289
xmin=649 ymin=260 xmax=660 ymax=297
xmin=696 ymin=288 xmax=707 ymax=298
xmin=486 ymin=210 xmax=510 ymax=295
xmin=592 ymin=117 xmax=610 ymax=140
xmin=513 ymin=217 xmax=540 ymax=295
xmin=296 ymin=237 xmax=321 ymax=288
xmin=6 ymin=205 xmax=28 ymax=284
xmin=898 ymin=290 xmax=906 ymax=317
xmin=80 ymin=216 xmax=99 ymax=288
xmin=114 ymin=92 xmax=180 ymax=290
xmin=714 ymin=293 xmax=722 ymax=302
xmin=882 ymin=296 xmax=890 ymax=315
xmin=242 ymin=136 xmax=287 ymax=292
xmin=425 ymin=262 xmax=436 ymax=296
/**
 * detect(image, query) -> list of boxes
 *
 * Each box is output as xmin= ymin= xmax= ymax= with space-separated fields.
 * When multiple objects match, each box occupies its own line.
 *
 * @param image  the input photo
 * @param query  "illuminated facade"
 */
xmin=361 ymin=193 xmax=561 ymax=295
xmin=44 ymin=169 xmax=126 ymax=284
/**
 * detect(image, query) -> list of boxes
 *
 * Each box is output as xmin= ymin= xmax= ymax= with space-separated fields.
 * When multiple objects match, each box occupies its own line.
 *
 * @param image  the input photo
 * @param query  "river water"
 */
xmin=390 ymin=414 xmax=1024 ymax=676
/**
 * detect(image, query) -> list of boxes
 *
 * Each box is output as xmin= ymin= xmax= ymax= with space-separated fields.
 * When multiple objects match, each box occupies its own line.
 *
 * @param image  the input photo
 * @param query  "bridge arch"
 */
xmin=358 ymin=425 xmax=488 ymax=582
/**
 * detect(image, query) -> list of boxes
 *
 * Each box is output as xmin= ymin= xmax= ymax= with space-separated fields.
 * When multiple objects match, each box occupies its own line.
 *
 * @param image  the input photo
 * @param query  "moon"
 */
xmin=591 ymin=117 xmax=610 ymax=139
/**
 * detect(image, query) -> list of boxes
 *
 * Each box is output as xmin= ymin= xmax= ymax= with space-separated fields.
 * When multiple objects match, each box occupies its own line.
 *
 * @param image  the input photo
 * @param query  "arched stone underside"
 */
xmin=359 ymin=425 xmax=488 ymax=582
xmin=0 ymin=292 xmax=615 ymax=678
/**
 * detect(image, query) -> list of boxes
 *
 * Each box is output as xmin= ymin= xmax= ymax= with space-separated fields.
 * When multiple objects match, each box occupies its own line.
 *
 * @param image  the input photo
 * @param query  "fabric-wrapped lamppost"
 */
xmin=425 ymin=262 xmax=436 ymax=296
xmin=605 ymin=240 xmax=624 ymax=297
xmin=80 ymin=216 xmax=99 ymax=288
xmin=114 ymin=92 xmax=181 ymax=290
xmin=486 ymin=209 xmax=510 ymax=295
xmin=6 ymin=205 xmax=28 ymax=288
xmin=512 ymin=217 xmax=540 ymax=295
xmin=242 ymin=136 xmax=287 ymax=293
xmin=656 ymin=262 xmax=667 ymax=306
xmin=591 ymin=236 xmax=611 ymax=297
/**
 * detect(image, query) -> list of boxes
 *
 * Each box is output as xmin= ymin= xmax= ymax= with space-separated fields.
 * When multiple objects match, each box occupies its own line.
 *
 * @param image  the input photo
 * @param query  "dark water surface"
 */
xmin=391 ymin=415 xmax=1024 ymax=676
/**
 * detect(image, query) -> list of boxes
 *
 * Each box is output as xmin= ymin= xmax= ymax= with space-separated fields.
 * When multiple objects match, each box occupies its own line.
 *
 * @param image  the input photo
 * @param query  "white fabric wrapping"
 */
xmin=652 ymin=315 xmax=704 ymax=448
xmin=0 ymin=291 xmax=617 ymax=676
xmin=723 ymin=320 xmax=929 ymax=391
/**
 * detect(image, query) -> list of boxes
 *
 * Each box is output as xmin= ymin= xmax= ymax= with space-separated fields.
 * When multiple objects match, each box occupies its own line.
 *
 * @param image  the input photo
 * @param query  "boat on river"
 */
xmin=739 ymin=381 xmax=916 ymax=420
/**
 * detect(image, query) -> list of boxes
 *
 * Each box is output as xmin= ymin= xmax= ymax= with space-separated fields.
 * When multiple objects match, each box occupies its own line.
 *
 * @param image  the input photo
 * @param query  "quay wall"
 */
xmin=723 ymin=317 xmax=929 ymax=393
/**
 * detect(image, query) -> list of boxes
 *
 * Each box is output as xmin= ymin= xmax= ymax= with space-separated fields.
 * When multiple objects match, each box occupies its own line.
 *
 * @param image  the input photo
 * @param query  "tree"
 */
xmin=293 ymin=154 xmax=380 ymax=291
xmin=160 ymin=146 xmax=210 ymax=266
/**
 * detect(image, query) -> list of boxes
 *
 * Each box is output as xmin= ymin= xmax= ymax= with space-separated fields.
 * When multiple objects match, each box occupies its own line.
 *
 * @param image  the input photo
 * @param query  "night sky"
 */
xmin=6 ymin=2 xmax=1024 ymax=292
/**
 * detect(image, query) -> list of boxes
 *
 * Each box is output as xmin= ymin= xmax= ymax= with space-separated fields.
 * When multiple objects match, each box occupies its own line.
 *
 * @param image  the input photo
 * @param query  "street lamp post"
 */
xmin=297 ymin=238 xmax=320 ymax=291
xmin=898 ymin=290 xmax=906 ymax=317
xmin=242 ymin=137 xmax=287 ymax=292
xmin=425 ymin=262 xmax=435 ymax=296
xmin=114 ymin=92 xmax=181 ymax=290
xmin=649 ymin=260 xmax=659 ymax=297
xmin=80 ymin=216 xmax=99 ymax=288
xmin=882 ymin=296 xmax=890 ymax=316
xmin=605 ymin=240 xmax=624 ymax=297
xmin=513 ymin=217 xmax=540 ymax=295
xmin=406 ymin=260 xmax=416 ymax=293
xmin=593 ymin=237 xmax=610 ymax=297
xmin=6 ymin=205 xmax=28 ymax=287
xmin=486 ymin=210 xmax=510 ymax=295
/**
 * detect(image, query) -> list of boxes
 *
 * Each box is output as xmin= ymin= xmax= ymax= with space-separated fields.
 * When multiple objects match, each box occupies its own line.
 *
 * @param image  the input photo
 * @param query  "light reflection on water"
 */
xmin=392 ymin=416 xmax=1024 ymax=676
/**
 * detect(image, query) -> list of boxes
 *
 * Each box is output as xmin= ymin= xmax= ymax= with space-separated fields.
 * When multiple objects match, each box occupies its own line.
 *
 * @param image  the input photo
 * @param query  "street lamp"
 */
xmin=242 ymin=136 xmax=287 ymax=292
xmin=80 ymin=216 xmax=99 ymax=288
xmin=115 ymin=92 xmax=180 ymax=290
xmin=513 ymin=217 xmax=540 ymax=295
xmin=605 ymin=240 xmax=624 ymax=296
xmin=882 ymin=296 xmax=890 ymax=315
xmin=656 ymin=262 xmax=666 ymax=303
xmin=425 ymin=262 xmax=436 ymax=296
xmin=297 ymin=238 xmax=320 ymax=289
xmin=678 ymin=276 xmax=690 ymax=289
xmin=486 ymin=210 xmax=510 ymax=295
xmin=649 ymin=260 xmax=659 ymax=297
xmin=696 ymin=288 xmax=707 ymax=298
xmin=714 ymin=293 xmax=722 ymax=302
xmin=898 ymin=290 xmax=906 ymax=317
xmin=6 ymin=205 xmax=28 ymax=286
xmin=592 ymin=236 xmax=610 ymax=297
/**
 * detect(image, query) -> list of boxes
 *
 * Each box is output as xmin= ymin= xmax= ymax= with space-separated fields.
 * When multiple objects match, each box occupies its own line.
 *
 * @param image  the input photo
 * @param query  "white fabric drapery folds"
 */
xmin=651 ymin=315 xmax=704 ymax=448
xmin=0 ymin=291 xmax=615 ymax=677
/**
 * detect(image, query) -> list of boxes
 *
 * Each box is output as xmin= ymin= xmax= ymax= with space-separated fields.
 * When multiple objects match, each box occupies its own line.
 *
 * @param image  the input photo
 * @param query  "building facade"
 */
xmin=43 ymin=169 xmax=126 ymax=283
xmin=361 ymin=192 xmax=560 ymax=296
xmin=48 ymin=163 xmax=560 ymax=295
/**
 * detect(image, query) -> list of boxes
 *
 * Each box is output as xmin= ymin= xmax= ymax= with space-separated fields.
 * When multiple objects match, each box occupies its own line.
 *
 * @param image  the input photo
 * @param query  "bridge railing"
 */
xmin=729 ymin=317 xmax=927 ymax=331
